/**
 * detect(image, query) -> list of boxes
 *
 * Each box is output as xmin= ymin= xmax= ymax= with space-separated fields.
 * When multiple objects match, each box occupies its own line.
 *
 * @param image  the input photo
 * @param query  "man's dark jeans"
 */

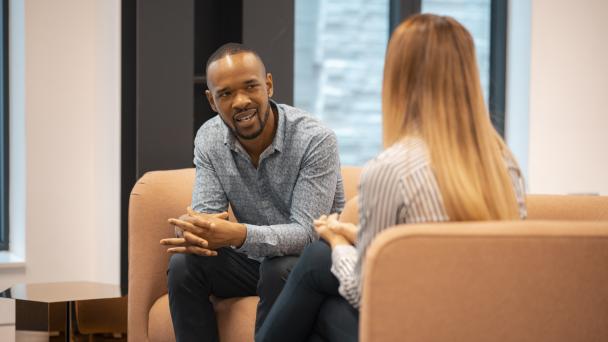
xmin=167 ymin=247 xmax=298 ymax=342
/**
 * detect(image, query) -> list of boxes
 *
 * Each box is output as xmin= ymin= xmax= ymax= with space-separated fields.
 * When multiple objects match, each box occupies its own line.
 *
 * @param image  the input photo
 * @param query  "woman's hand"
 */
xmin=314 ymin=213 xmax=352 ymax=249
xmin=328 ymin=221 xmax=358 ymax=245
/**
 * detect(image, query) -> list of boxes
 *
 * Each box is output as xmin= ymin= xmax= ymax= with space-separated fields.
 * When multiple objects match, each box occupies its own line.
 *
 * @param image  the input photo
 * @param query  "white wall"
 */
xmin=526 ymin=0 xmax=608 ymax=195
xmin=0 ymin=0 xmax=120 ymax=290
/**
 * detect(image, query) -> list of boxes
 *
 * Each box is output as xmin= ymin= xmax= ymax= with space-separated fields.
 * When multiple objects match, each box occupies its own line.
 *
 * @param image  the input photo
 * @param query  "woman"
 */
xmin=256 ymin=14 xmax=526 ymax=342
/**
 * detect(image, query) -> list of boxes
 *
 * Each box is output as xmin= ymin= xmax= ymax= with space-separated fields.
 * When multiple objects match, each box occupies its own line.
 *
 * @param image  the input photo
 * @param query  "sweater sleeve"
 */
xmin=331 ymin=158 xmax=406 ymax=308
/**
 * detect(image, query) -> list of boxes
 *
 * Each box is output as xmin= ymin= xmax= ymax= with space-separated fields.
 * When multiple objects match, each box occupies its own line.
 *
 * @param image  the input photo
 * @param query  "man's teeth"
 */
xmin=236 ymin=112 xmax=255 ymax=122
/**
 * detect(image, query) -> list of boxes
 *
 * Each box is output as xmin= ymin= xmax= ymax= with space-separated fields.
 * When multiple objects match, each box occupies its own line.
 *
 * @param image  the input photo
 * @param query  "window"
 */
xmin=420 ymin=0 xmax=507 ymax=135
xmin=295 ymin=0 xmax=389 ymax=166
xmin=0 ymin=0 xmax=8 ymax=251
xmin=423 ymin=0 xmax=492 ymax=101
xmin=295 ymin=0 xmax=507 ymax=167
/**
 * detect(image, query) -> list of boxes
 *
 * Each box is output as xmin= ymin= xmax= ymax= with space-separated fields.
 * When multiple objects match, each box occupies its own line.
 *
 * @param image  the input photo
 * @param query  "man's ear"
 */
xmin=266 ymin=73 xmax=274 ymax=98
xmin=205 ymin=89 xmax=218 ymax=112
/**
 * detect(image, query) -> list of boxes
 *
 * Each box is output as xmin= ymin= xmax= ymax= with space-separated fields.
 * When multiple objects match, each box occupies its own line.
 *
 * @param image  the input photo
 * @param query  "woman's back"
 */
xmin=332 ymin=136 xmax=527 ymax=308
xmin=359 ymin=137 xmax=526 ymax=231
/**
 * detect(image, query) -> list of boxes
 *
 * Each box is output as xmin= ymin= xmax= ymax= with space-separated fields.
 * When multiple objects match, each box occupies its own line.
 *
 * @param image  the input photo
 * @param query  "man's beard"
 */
xmin=227 ymin=103 xmax=271 ymax=140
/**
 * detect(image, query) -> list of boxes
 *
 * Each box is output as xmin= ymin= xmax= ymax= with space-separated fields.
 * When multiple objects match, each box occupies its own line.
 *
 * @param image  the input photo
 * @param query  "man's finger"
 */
xmin=186 ymin=216 xmax=214 ymax=230
xmin=183 ymin=231 xmax=209 ymax=248
xmin=160 ymin=238 xmax=187 ymax=246
xmin=212 ymin=212 xmax=229 ymax=219
xmin=187 ymin=207 xmax=229 ymax=220
xmin=186 ymin=245 xmax=217 ymax=256
xmin=169 ymin=218 xmax=205 ymax=235
xmin=167 ymin=246 xmax=218 ymax=256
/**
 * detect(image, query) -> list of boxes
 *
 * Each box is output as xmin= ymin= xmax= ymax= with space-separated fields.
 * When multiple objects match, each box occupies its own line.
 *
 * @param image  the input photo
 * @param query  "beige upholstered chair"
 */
xmin=128 ymin=167 xmax=362 ymax=342
xmin=360 ymin=220 xmax=608 ymax=342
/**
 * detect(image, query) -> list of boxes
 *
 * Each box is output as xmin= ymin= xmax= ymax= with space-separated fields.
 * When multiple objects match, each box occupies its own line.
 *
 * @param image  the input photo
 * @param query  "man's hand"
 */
xmin=160 ymin=230 xmax=218 ymax=256
xmin=160 ymin=210 xmax=232 ymax=256
xmin=314 ymin=213 xmax=351 ymax=249
xmin=162 ymin=208 xmax=248 ymax=254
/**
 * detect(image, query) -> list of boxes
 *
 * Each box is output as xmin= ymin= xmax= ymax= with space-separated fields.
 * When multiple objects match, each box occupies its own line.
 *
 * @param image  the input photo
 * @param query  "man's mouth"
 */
xmin=234 ymin=109 xmax=257 ymax=122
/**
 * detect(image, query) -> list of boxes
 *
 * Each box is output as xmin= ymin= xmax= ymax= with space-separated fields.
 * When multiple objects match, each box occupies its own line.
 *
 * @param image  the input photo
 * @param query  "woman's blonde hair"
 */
xmin=382 ymin=14 xmax=520 ymax=220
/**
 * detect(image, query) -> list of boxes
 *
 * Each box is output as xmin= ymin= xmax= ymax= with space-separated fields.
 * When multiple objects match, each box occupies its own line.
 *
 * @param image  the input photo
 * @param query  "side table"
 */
xmin=0 ymin=281 xmax=124 ymax=342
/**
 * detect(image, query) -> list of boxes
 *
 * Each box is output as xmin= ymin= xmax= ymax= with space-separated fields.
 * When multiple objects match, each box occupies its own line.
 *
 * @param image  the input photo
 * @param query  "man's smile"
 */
xmin=234 ymin=108 xmax=257 ymax=122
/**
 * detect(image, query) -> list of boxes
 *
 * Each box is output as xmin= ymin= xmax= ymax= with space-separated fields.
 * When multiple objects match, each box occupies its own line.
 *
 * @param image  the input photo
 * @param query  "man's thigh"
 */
xmin=176 ymin=247 xmax=261 ymax=298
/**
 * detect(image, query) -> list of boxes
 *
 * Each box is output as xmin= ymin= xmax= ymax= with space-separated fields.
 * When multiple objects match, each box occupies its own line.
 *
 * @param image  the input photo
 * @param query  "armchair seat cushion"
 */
xmin=148 ymin=294 xmax=260 ymax=342
xmin=148 ymin=295 xmax=174 ymax=342
xmin=214 ymin=296 xmax=259 ymax=342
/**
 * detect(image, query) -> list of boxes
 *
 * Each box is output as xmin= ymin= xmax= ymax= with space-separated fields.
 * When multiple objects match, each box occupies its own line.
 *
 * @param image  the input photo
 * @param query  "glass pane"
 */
xmin=295 ymin=0 xmax=389 ymax=166
xmin=422 ymin=0 xmax=492 ymax=102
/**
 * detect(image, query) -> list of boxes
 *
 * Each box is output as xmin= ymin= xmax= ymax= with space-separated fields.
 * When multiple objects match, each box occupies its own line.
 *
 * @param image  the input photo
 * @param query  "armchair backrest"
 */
xmin=341 ymin=194 xmax=608 ymax=225
xmin=128 ymin=168 xmax=195 ymax=341
xmin=527 ymin=194 xmax=608 ymax=220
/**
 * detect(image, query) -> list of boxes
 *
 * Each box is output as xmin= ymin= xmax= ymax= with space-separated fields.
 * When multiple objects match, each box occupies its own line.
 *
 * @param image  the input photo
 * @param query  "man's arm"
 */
xmin=237 ymin=131 xmax=343 ymax=258
xmin=160 ymin=132 xmax=231 ymax=256
xmin=191 ymin=133 xmax=229 ymax=214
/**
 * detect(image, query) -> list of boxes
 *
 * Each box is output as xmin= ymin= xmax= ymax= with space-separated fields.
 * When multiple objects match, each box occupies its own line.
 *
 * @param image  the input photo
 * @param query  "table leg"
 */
xmin=65 ymin=301 xmax=72 ymax=342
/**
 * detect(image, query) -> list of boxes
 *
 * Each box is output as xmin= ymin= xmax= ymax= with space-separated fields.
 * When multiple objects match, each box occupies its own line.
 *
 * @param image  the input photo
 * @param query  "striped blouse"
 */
xmin=330 ymin=137 xmax=527 ymax=308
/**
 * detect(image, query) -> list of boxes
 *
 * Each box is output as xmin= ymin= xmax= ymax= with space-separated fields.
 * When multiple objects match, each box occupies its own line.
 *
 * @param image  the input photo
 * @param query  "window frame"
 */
xmin=0 ymin=0 xmax=9 ymax=251
xmin=390 ymin=0 xmax=508 ymax=136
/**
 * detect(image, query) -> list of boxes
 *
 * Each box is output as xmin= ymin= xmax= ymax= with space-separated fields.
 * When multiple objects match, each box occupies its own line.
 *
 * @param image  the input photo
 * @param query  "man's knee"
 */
xmin=167 ymin=253 xmax=211 ymax=292
xmin=167 ymin=253 xmax=191 ymax=291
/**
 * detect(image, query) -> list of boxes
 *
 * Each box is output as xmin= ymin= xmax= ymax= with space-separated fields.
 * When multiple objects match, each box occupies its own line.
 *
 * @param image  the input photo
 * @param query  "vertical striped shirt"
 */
xmin=330 ymin=137 xmax=527 ymax=308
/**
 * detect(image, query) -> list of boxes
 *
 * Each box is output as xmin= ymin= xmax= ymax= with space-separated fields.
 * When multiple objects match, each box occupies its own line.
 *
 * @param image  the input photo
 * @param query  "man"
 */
xmin=161 ymin=43 xmax=344 ymax=342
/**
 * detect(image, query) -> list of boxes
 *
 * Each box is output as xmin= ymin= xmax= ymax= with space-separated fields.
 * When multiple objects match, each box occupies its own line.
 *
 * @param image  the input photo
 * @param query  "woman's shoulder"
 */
xmin=362 ymin=137 xmax=431 ymax=182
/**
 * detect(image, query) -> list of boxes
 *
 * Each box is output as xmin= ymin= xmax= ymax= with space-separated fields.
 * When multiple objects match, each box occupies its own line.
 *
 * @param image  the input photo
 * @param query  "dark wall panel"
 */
xmin=136 ymin=0 xmax=195 ymax=176
xmin=243 ymin=0 xmax=294 ymax=105
xmin=120 ymin=0 xmax=136 ymax=294
xmin=193 ymin=0 xmax=242 ymax=135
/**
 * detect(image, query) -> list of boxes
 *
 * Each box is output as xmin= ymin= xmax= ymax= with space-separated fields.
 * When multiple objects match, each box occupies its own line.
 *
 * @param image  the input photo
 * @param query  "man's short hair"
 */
xmin=205 ymin=42 xmax=265 ymax=74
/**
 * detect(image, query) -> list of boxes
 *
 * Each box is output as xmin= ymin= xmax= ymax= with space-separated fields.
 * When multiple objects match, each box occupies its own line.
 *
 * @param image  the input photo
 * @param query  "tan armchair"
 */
xmin=128 ymin=167 xmax=362 ymax=342
xmin=338 ymin=194 xmax=608 ymax=341
xmin=361 ymin=219 xmax=608 ymax=342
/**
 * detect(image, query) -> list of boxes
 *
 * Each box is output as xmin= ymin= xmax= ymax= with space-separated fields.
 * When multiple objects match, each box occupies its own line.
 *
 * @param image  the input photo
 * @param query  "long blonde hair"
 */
xmin=382 ymin=14 xmax=520 ymax=220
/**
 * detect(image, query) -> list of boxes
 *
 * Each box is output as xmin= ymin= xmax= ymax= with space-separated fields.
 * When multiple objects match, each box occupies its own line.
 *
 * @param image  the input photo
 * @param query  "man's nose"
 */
xmin=232 ymin=91 xmax=251 ymax=110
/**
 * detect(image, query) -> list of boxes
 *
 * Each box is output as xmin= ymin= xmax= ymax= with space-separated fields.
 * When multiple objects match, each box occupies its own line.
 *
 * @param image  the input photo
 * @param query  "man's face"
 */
xmin=206 ymin=52 xmax=274 ymax=140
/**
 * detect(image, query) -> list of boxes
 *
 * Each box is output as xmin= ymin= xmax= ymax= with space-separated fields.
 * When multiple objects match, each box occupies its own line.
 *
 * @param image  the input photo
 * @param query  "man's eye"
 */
xmin=247 ymin=84 xmax=258 ymax=89
xmin=219 ymin=92 xmax=230 ymax=98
